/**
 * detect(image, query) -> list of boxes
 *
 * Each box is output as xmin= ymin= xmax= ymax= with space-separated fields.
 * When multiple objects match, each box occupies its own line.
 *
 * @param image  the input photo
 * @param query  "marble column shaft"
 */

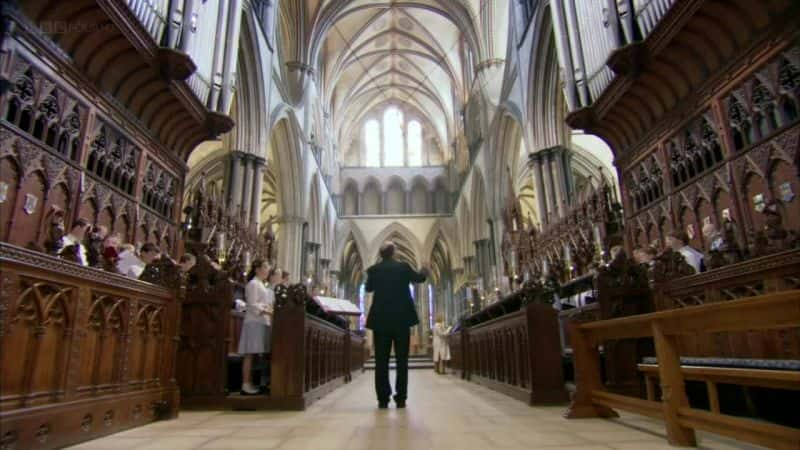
xmin=240 ymin=155 xmax=254 ymax=222
xmin=250 ymin=156 xmax=266 ymax=231
xmin=228 ymin=151 xmax=245 ymax=213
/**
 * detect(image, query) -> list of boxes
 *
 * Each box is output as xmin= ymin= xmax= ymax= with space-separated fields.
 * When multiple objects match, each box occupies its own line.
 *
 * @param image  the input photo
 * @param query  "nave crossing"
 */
xmin=68 ymin=371 xmax=761 ymax=450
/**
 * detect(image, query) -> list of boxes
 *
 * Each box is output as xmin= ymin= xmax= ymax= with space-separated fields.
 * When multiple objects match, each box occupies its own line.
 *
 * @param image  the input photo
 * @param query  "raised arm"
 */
xmin=407 ymin=264 xmax=428 ymax=283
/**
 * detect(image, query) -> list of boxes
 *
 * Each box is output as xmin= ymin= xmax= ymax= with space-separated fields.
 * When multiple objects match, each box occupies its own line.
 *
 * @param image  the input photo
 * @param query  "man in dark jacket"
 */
xmin=365 ymin=241 xmax=428 ymax=409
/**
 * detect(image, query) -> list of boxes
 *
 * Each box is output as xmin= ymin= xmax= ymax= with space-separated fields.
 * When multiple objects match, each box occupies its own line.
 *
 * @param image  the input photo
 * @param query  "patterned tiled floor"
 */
xmin=69 ymin=371 xmax=763 ymax=449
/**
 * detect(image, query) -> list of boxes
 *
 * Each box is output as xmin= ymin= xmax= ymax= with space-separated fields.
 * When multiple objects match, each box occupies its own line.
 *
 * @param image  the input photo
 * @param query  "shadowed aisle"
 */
xmin=68 ymin=371 xmax=762 ymax=450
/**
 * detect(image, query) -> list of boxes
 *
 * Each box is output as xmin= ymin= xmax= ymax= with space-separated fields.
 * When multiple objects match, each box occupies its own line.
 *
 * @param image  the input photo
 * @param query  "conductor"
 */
xmin=365 ymin=241 xmax=428 ymax=409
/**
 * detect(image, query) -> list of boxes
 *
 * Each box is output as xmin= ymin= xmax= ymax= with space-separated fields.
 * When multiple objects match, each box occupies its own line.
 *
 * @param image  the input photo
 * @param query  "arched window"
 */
xmin=407 ymin=120 xmax=422 ymax=166
xmin=364 ymin=119 xmax=380 ymax=167
xmin=383 ymin=107 xmax=404 ymax=166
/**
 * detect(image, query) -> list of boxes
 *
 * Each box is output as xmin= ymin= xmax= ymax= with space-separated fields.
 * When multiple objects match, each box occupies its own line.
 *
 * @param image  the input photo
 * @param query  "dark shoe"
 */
xmin=378 ymin=401 xmax=389 ymax=409
xmin=395 ymin=400 xmax=406 ymax=409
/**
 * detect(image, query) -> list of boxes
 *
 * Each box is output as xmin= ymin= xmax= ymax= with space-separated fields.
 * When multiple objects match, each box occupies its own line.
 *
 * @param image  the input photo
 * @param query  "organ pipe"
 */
xmin=551 ymin=0 xmax=676 ymax=111
xmin=207 ymin=0 xmax=231 ymax=111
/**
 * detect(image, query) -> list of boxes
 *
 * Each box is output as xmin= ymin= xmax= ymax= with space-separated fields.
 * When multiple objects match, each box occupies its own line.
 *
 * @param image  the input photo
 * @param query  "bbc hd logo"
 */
xmin=39 ymin=21 xmax=117 ymax=35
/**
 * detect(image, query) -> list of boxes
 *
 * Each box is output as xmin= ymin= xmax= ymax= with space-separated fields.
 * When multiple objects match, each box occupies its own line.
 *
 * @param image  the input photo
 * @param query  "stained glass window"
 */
xmin=383 ymin=107 xmax=404 ymax=166
xmin=364 ymin=119 xmax=380 ymax=167
xmin=407 ymin=120 xmax=422 ymax=166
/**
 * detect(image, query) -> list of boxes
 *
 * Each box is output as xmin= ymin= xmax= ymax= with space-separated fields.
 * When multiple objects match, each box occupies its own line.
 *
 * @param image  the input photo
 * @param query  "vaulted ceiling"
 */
xmin=317 ymin=1 xmax=482 ymax=161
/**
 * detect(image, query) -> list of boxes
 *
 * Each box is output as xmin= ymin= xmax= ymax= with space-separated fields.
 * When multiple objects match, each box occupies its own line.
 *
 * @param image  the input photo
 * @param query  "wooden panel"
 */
xmin=458 ymin=298 xmax=568 ymax=404
xmin=97 ymin=207 xmax=113 ymax=231
xmin=0 ymin=243 xmax=179 ymax=449
xmin=654 ymin=249 xmax=800 ymax=359
xmin=9 ymin=172 xmax=46 ymax=248
xmin=113 ymin=214 xmax=130 ymax=242
xmin=0 ymin=157 xmax=20 ymax=241
xmin=769 ymin=159 xmax=800 ymax=230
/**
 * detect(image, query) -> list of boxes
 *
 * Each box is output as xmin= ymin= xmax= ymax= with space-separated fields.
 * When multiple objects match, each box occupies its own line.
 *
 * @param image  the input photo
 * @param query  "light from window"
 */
xmin=365 ymin=119 xmax=380 ymax=167
xmin=407 ymin=120 xmax=422 ymax=166
xmin=383 ymin=107 xmax=404 ymax=166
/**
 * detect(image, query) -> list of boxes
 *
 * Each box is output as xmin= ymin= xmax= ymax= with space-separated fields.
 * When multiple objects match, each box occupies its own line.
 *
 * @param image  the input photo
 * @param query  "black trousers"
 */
xmin=373 ymin=327 xmax=410 ymax=403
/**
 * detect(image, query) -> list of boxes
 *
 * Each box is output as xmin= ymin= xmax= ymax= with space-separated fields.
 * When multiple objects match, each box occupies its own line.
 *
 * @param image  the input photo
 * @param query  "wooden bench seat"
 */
xmin=637 ymin=362 xmax=800 ymax=414
xmin=565 ymin=290 xmax=800 ymax=450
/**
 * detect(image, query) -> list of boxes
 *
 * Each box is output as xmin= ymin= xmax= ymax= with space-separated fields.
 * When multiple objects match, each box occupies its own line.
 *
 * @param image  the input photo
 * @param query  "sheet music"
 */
xmin=315 ymin=296 xmax=362 ymax=316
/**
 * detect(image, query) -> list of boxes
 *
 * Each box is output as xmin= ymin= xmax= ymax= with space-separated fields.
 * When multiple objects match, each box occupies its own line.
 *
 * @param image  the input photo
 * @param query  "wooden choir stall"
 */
xmin=175 ymin=185 xmax=366 ymax=411
xmin=0 ymin=244 xmax=182 ymax=449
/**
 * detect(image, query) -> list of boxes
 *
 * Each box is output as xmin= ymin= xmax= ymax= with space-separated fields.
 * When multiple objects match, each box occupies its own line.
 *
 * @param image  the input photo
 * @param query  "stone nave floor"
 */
xmin=68 ymin=371 xmax=763 ymax=450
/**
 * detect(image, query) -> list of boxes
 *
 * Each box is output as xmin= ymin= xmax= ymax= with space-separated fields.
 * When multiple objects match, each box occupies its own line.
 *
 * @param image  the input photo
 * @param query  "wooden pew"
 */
xmin=0 ymin=243 xmax=180 ymax=449
xmin=268 ymin=284 xmax=361 ymax=410
xmin=453 ymin=286 xmax=568 ymax=405
xmin=346 ymin=331 xmax=366 ymax=382
xmin=566 ymin=290 xmax=800 ymax=450
xmin=448 ymin=328 xmax=467 ymax=379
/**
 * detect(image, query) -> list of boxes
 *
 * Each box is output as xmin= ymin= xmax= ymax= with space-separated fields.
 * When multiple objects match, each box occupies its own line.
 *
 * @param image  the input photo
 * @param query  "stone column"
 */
xmin=529 ymin=153 xmax=549 ymax=225
xmin=276 ymin=216 xmax=304 ymax=282
xmin=549 ymin=147 xmax=568 ymax=217
xmin=240 ymin=154 xmax=254 ymax=222
xmin=228 ymin=151 xmax=245 ymax=214
xmin=250 ymin=156 xmax=266 ymax=231
xmin=540 ymin=150 xmax=556 ymax=223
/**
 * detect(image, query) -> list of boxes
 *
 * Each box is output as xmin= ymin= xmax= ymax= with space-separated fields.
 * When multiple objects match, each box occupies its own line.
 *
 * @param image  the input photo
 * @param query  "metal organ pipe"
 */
xmin=207 ymin=0 xmax=231 ymax=112
xmin=179 ymin=0 xmax=197 ymax=53
xmin=550 ymin=1 xmax=579 ymax=111
xmin=563 ymin=0 xmax=591 ymax=107
xmin=617 ymin=0 xmax=636 ymax=45
xmin=220 ymin=0 xmax=244 ymax=116
xmin=574 ymin=1 xmax=616 ymax=102
xmin=605 ymin=0 xmax=623 ymax=48
xmin=165 ymin=0 xmax=185 ymax=49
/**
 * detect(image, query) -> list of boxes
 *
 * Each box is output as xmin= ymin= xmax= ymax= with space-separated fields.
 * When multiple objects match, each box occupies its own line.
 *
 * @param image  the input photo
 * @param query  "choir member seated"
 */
xmin=117 ymin=243 xmax=161 ymax=278
xmin=43 ymin=207 xmax=66 ymax=254
xmin=666 ymin=231 xmax=705 ymax=273
xmin=57 ymin=218 xmax=91 ymax=266
xmin=85 ymin=225 xmax=107 ymax=268
xmin=102 ymin=233 xmax=122 ymax=272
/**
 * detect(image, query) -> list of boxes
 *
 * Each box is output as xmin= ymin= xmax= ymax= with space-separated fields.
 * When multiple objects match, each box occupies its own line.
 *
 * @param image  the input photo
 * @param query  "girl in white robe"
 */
xmin=432 ymin=314 xmax=451 ymax=374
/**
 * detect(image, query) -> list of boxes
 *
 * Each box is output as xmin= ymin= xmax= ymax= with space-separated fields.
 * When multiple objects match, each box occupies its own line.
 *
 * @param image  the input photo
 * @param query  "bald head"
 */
xmin=379 ymin=241 xmax=395 ymax=260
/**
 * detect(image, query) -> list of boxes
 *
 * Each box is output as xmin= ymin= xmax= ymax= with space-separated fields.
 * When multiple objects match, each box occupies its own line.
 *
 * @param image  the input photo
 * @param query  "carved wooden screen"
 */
xmin=621 ymin=45 xmax=799 ymax=257
xmin=0 ymin=157 xmax=20 ymax=240
xmin=0 ymin=57 xmax=182 ymax=255
xmin=1 ymin=281 xmax=73 ymax=406
xmin=9 ymin=171 xmax=46 ymax=248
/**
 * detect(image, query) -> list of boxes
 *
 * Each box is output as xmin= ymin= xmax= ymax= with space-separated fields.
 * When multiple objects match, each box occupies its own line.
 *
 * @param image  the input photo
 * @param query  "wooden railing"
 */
xmin=270 ymin=285 xmax=362 ymax=410
xmin=452 ymin=286 xmax=568 ymax=404
xmin=0 ymin=243 xmax=180 ymax=449
xmin=565 ymin=290 xmax=800 ymax=450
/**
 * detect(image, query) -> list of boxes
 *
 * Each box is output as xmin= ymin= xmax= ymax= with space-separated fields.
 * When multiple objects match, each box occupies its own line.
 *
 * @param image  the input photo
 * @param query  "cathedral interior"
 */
xmin=0 ymin=0 xmax=799 ymax=449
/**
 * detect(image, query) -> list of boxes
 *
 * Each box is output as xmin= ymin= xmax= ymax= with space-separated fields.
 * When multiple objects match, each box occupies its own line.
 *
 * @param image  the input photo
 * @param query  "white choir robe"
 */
xmin=432 ymin=322 xmax=451 ymax=362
